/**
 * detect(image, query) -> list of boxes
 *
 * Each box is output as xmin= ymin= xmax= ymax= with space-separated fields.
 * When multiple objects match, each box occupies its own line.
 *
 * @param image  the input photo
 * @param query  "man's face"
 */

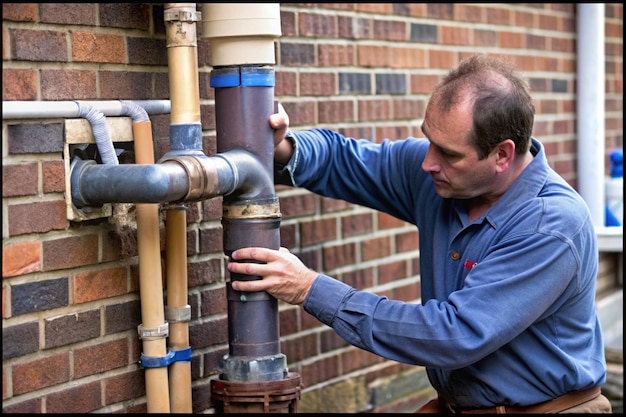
xmin=421 ymin=101 xmax=499 ymax=200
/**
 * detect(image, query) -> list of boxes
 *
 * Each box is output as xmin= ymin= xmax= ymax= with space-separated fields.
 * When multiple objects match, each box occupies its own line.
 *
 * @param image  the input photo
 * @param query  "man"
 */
xmin=227 ymin=54 xmax=611 ymax=413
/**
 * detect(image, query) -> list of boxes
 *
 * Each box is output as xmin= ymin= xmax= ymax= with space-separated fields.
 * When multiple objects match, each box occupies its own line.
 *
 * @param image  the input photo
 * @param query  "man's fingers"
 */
xmin=231 ymin=279 xmax=268 ymax=292
xmin=230 ymin=247 xmax=274 ymax=262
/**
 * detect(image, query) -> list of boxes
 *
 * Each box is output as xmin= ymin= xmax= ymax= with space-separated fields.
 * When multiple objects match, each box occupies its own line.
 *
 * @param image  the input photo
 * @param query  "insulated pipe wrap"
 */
xmin=76 ymin=102 xmax=119 ymax=165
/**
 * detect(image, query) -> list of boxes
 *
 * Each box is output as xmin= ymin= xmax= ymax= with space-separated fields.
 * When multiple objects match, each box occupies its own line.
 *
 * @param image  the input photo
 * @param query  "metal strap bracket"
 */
xmin=137 ymin=322 xmax=169 ymax=340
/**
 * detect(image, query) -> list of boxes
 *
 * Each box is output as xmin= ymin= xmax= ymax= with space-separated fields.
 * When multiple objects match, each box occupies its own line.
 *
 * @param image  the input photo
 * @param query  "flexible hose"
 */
xmin=75 ymin=101 xmax=119 ymax=165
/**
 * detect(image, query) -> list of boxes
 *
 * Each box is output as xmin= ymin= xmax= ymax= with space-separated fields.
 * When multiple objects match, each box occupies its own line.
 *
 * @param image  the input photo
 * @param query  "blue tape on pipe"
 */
xmin=210 ymin=72 xmax=241 ymax=88
xmin=139 ymin=347 xmax=192 ymax=368
xmin=241 ymin=72 xmax=275 ymax=87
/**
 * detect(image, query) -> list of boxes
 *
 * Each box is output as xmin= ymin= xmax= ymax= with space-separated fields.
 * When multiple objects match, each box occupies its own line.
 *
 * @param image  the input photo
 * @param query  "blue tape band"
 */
xmin=139 ymin=347 xmax=192 ymax=368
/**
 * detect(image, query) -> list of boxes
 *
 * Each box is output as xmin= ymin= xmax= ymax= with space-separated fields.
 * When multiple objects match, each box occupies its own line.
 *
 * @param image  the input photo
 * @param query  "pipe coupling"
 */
xmin=223 ymin=199 xmax=281 ymax=220
xmin=159 ymin=155 xmax=216 ymax=202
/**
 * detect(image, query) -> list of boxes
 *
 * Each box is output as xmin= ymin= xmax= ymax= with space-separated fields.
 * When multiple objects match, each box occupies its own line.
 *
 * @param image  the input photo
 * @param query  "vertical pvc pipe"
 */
xmin=166 ymin=207 xmax=192 ymax=413
xmin=576 ymin=3 xmax=605 ymax=227
xmin=134 ymin=120 xmax=171 ymax=413
xmin=163 ymin=3 xmax=200 ymax=413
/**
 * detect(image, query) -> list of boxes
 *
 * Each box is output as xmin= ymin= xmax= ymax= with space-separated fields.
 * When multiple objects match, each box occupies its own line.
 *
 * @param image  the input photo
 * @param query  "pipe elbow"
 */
xmin=216 ymin=150 xmax=275 ymax=201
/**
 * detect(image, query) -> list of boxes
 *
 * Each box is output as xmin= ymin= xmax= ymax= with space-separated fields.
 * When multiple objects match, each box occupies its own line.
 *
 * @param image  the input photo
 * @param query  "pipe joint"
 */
xmin=138 ymin=322 xmax=169 ymax=340
xmin=164 ymin=9 xmax=201 ymax=23
xmin=165 ymin=305 xmax=192 ymax=323
xmin=158 ymin=153 xmax=236 ymax=202
xmin=159 ymin=155 xmax=211 ymax=202
xmin=217 ymin=149 xmax=276 ymax=202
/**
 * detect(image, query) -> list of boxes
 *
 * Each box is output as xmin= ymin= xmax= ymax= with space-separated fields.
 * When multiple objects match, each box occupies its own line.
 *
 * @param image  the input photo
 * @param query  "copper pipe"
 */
xmin=163 ymin=3 xmax=201 ymax=413
xmin=134 ymin=119 xmax=171 ymax=413
xmin=166 ymin=206 xmax=192 ymax=413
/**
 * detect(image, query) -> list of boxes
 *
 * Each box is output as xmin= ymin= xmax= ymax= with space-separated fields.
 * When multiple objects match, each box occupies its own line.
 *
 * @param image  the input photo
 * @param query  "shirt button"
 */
xmin=450 ymin=251 xmax=460 ymax=260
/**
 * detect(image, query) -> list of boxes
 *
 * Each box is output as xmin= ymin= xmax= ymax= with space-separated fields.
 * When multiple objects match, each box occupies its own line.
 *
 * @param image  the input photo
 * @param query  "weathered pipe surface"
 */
xmin=224 ymin=218 xmax=281 ymax=357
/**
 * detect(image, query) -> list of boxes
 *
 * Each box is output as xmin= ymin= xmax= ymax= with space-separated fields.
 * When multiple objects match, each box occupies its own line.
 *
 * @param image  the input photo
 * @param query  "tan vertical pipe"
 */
xmin=164 ymin=3 xmax=199 ymax=412
xmin=166 ymin=206 xmax=192 ymax=413
xmin=134 ymin=120 xmax=171 ymax=413
xmin=166 ymin=3 xmax=201 ymax=125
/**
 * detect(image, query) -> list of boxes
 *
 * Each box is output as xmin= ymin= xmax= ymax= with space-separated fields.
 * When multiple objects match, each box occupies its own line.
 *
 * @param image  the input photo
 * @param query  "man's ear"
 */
xmin=494 ymin=139 xmax=516 ymax=172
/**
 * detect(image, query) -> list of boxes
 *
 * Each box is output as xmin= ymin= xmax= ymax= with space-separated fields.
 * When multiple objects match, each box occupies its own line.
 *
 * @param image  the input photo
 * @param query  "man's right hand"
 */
xmin=271 ymin=103 xmax=294 ymax=164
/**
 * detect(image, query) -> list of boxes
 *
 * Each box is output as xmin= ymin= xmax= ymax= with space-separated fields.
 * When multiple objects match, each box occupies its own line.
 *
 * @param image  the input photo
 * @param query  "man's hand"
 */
xmin=228 ymin=247 xmax=317 ymax=305
xmin=271 ymin=103 xmax=294 ymax=164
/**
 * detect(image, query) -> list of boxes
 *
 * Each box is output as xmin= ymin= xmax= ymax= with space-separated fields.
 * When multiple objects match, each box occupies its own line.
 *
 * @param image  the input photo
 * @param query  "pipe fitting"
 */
xmin=164 ymin=3 xmax=201 ymax=48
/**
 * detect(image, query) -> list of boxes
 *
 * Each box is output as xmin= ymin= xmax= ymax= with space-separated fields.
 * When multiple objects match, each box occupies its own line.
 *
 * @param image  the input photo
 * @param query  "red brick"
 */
xmin=2 ymin=3 xmax=37 ymax=22
xmin=42 ymin=160 xmax=65 ymax=193
xmin=378 ymin=212 xmax=406 ymax=229
xmin=11 ymin=29 xmax=68 ymax=62
xmin=72 ymin=267 xmax=128 ymax=304
xmin=300 ymin=72 xmax=336 ymax=96
xmin=12 ymin=353 xmax=70 ymax=395
xmin=40 ymin=69 xmax=97 ymax=100
xmin=455 ymin=4 xmax=484 ymax=23
xmin=357 ymin=4 xmax=393 ymax=14
xmin=8 ymin=200 xmax=67 ymax=236
xmin=99 ymin=70 xmax=152 ymax=100
xmin=2 ymin=68 xmax=37 ymax=100
xmin=1 ymin=397 xmax=42 ymax=413
xmin=71 ymin=31 xmax=125 ymax=64
xmin=342 ymin=267 xmax=375 ymax=289
xmin=373 ymin=19 xmax=407 ymax=41
xmin=300 ymin=354 xmax=341 ymax=386
xmin=74 ymin=338 xmax=130 ymax=378
xmin=321 ymin=197 xmax=352 ymax=214
xmin=378 ymin=259 xmax=407 ymax=284
xmin=322 ymin=242 xmax=356 ymax=270
xmin=42 ymin=234 xmax=99 ymax=271
xmin=2 ymin=240 xmax=41 ymax=278
xmin=319 ymin=100 xmax=354 ymax=124
xmin=318 ymin=44 xmax=355 ymax=67
xmin=396 ymin=230 xmax=419 ymax=253
xmin=200 ymin=286 xmax=226 ymax=316
xmin=46 ymin=380 xmax=102 ymax=413
xmin=2 ymin=162 xmax=38 ymax=197
xmin=392 ymin=280 xmax=420 ymax=302
xmin=278 ymin=306 xmax=299 ymax=336
xmin=358 ymin=44 xmax=392 ymax=67
xmin=301 ymin=217 xmax=337 ymax=246
xmin=39 ymin=3 xmax=96 ymax=26
xmin=362 ymin=236 xmax=391 ymax=262
xmin=342 ymin=213 xmax=373 ymax=238
xmin=299 ymin=12 xmax=337 ymax=38
xmin=281 ymin=332 xmax=318 ymax=363
xmin=279 ymin=193 xmax=317 ymax=218
xmin=341 ymin=347 xmax=383 ymax=374
xmin=358 ymin=99 xmax=392 ymax=122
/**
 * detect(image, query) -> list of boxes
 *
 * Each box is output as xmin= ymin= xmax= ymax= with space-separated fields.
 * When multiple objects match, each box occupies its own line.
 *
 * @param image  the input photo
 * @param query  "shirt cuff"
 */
xmin=303 ymin=274 xmax=352 ymax=326
xmin=274 ymin=130 xmax=298 ymax=186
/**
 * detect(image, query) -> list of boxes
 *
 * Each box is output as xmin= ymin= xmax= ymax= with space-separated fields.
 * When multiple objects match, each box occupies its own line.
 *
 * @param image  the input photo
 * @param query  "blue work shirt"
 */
xmin=275 ymin=128 xmax=607 ymax=408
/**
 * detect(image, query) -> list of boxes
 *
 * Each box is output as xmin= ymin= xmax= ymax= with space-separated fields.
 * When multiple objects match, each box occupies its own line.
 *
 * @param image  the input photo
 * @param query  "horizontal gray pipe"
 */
xmin=2 ymin=100 xmax=171 ymax=119
xmin=70 ymin=150 xmax=272 ymax=208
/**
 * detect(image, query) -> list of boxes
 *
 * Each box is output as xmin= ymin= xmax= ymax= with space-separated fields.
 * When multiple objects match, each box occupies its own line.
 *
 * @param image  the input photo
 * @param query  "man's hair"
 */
xmin=432 ymin=54 xmax=535 ymax=159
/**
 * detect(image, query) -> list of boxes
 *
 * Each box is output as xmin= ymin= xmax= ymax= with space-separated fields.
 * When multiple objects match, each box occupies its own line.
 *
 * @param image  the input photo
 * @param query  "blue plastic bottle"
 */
xmin=605 ymin=148 xmax=623 ymax=226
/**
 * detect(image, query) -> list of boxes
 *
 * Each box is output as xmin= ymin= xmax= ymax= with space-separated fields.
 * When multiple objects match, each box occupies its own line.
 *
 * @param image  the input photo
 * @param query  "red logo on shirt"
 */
xmin=464 ymin=260 xmax=478 ymax=269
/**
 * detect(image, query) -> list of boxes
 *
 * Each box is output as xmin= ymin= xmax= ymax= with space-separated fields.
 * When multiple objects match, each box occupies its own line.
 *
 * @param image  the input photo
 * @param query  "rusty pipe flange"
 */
xmin=223 ymin=198 xmax=281 ymax=220
xmin=211 ymin=372 xmax=301 ymax=414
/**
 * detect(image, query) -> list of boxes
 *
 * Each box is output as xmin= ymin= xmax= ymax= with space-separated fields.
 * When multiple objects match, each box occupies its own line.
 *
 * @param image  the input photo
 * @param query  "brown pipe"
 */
xmin=165 ymin=206 xmax=192 ymax=413
xmin=134 ymin=120 xmax=171 ymax=413
xmin=163 ymin=3 xmax=201 ymax=413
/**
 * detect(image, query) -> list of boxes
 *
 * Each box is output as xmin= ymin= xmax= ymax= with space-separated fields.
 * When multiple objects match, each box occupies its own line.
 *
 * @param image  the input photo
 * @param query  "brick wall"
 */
xmin=2 ymin=3 xmax=623 ymax=413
